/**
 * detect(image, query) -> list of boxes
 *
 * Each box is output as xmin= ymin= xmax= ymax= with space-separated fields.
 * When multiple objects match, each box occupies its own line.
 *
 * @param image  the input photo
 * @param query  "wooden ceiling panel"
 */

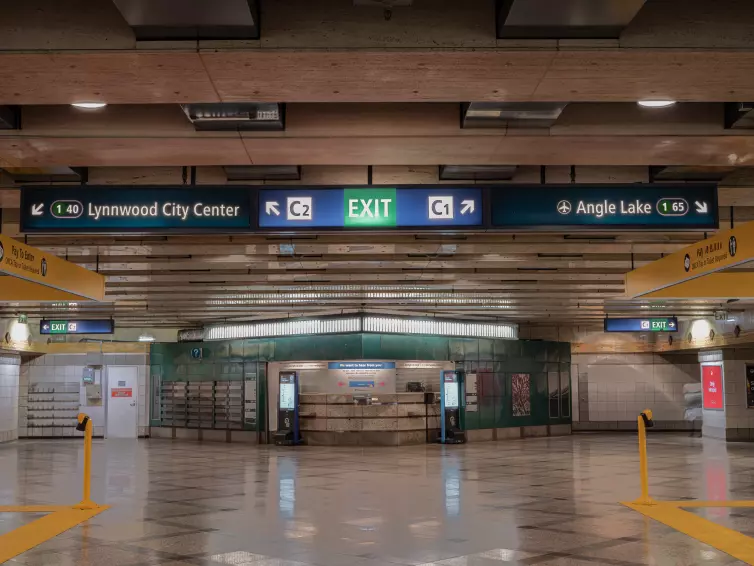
xmin=0 ymin=137 xmax=251 ymax=167
xmin=201 ymin=50 xmax=552 ymax=103
xmin=0 ymin=52 xmax=218 ymax=105
xmin=2 ymin=134 xmax=754 ymax=166
xmin=2 ymin=49 xmax=754 ymax=105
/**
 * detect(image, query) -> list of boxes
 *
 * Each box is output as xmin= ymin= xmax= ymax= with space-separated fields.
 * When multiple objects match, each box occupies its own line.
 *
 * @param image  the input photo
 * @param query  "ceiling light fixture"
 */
xmin=71 ymin=102 xmax=107 ymax=110
xmin=637 ymin=99 xmax=676 ymax=109
xmin=138 ymin=334 xmax=155 ymax=342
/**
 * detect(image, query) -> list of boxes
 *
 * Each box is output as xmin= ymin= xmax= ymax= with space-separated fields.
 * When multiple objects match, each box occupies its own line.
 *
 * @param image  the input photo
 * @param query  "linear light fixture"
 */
xmin=204 ymin=315 xmax=518 ymax=341
xmin=71 ymin=102 xmax=107 ymax=109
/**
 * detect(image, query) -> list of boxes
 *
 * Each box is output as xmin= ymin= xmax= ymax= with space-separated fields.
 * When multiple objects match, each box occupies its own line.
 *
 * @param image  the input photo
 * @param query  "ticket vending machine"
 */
xmin=274 ymin=371 xmax=301 ymax=446
xmin=439 ymin=370 xmax=466 ymax=444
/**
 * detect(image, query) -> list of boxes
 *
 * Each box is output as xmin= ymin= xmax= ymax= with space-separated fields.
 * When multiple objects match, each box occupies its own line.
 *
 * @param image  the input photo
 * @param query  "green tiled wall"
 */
xmin=150 ymin=334 xmax=571 ymax=430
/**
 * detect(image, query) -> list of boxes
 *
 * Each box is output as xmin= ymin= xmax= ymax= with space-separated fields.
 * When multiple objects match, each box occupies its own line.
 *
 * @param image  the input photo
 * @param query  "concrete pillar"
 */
xmin=0 ymin=354 xmax=20 ymax=442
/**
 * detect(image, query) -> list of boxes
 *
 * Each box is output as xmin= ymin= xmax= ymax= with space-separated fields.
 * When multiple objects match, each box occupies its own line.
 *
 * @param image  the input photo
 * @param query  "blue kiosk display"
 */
xmin=439 ymin=370 xmax=466 ymax=444
xmin=274 ymin=371 xmax=301 ymax=446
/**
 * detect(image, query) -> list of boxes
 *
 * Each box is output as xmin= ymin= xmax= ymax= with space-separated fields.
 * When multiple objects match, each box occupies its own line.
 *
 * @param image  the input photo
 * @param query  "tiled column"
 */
xmin=0 ymin=354 xmax=21 ymax=443
xmin=701 ymin=348 xmax=754 ymax=441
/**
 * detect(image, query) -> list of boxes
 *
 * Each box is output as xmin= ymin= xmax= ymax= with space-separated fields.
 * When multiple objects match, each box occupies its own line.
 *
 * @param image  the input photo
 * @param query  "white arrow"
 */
xmin=668 ymin=321 xmax=675 ymax=328
xmin=42 ymin=324 xmax=49 ymax=330
xmin=695 ymin=201 xmax=708 ymax=213
xmin=31 ymin=203 xmax=44 ymax=216
xmin=265 ymin=201 xmax=280 ymax=216
xmin=460 ymin=200 xmax=475 ymax=215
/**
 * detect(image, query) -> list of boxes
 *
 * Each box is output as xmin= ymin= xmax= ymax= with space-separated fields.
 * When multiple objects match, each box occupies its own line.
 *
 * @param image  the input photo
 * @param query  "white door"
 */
xmin=107 ymin=366 xmax=138 ymax=438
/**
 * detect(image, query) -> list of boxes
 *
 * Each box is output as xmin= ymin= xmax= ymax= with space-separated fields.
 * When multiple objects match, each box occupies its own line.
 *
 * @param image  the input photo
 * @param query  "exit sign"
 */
xmin=343 ymin=188 xmax=396 ymax=227
xmin=40 ymin=319 xmax=114 ymax=335
xmin=604 ymin=317 xmax=678 ymax=333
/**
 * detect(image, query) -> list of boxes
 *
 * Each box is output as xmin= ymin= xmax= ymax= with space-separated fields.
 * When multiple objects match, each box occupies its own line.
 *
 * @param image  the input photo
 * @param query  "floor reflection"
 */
xmin=0 ymin=434 xmax=750 ymax=565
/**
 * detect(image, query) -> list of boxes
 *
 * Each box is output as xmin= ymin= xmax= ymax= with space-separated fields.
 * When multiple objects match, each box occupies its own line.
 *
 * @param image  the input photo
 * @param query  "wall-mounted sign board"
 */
xmin=21 ymin=184 xmax=717 ymax=233
xmin=491 ymin=184 xmax=718 ymax=229
xmin=40 ymin=319 xmax=114 ymax=335
xmin=604 ymin=317 xmax=678 ymax=332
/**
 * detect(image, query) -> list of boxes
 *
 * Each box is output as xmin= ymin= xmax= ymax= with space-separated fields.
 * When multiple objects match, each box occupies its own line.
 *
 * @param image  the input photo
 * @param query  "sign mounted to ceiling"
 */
xmin=40 ymin=319 xmax=114 ymax=335
xmin=20 ymin=184 xmax=716 ymax=233
xmin=21 ymin=186 xmax=253 ymax=232
xmin=258 ymin=187 xmax=482 ymax=229
xmin=491 ymin=184 xmax=718 ymax=229
xmin=604 ymin=317 xmax=678 ymax=332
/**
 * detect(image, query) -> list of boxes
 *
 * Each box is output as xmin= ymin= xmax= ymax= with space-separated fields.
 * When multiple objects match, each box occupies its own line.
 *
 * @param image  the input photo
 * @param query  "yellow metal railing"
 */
xmin=73 ymin=413 xmax=101 ymax=510
xmin=633 ymin=409 xmax=656 ymax=506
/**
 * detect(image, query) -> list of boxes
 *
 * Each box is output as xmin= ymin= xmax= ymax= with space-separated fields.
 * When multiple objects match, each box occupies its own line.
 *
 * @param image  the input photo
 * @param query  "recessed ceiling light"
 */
xmin=138 ymin=334 xmax=155 ymax=342
xmin=71 ymin=102 xmax=107 ymax=110
xmin=637 ymin=99 xmax=676 ymax=108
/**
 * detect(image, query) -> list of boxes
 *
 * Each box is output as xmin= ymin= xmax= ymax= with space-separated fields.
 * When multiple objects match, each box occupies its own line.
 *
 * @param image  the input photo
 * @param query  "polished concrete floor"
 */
xmin=0 ymin=434 xmax=752 ymax=565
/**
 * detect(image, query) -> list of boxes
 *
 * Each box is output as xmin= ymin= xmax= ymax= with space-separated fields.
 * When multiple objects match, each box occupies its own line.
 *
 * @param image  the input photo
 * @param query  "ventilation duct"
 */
xmin=439 ymin=165 xmax=518 ymax=181
xmin=496 ymin=0 xmax=646 ymax=39
xmin=112 ymin=0 xmax=260 ymax=40
xmin=649 ymin=166 xmax=734 ymax=183
xmin=725 ymin=103 xmax=754 ymax=129
xmin=3 ymin=167 xmax=86 ymax=183
xmin=182 ymin=103 xmax=284 ymax=131
xmin=224 ymin=166 xmax=301 ymax=181
xmin=462 ymin=102 xmax=566 ymax=129
xmin=0 ymin=106 xmax=20 ymax=130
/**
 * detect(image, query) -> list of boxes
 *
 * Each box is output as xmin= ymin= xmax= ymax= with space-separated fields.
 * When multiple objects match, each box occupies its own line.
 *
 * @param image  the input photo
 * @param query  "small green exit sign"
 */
xmin=343 ymin=188 xmax=397 ymax=228
xmin=49 ymin=320 xmax=69 ymax=334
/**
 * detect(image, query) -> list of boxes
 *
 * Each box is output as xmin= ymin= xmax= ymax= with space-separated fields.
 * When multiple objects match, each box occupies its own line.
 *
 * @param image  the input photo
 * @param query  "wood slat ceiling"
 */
xmin=0 ymin=229 xmax=731 ymax=328
xmin=5 ymin=50 xmax=754 ymax=105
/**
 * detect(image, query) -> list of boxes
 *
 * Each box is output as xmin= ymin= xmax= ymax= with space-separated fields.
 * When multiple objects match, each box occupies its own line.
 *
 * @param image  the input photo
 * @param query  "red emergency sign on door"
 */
xmin=111 ymin=388 xmax=133 ymax=398
xmin=702 ymin=365 xmax=723 ymax=410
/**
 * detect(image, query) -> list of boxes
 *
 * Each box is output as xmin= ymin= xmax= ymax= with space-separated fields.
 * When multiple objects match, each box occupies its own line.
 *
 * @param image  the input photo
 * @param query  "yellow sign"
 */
xmin=0 ymin=234 xmax=105 ymax=301
xmin=626 ymin=222 xmax=754 ymax=298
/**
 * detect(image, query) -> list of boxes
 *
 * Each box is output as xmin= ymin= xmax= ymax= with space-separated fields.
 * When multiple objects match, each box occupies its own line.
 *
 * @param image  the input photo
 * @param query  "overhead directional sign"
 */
xmin=259 ymin=187 xmax=482 ymax=229
xmin=21 ymin=186 xmax=252 ymax=232
xmin=604 ymin=317 xmax=678 ymax=332
xmin=40 ymin=319 xmax=114 ymax=335
xmin=491 ymin=184 xmax=718 ymax=229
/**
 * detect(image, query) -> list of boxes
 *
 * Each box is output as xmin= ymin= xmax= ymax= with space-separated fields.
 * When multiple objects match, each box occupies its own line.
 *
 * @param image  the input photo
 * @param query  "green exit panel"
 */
xmin=49 ymin=320 xmax=69 ymax=334
xmin=344 ymin=188 xmax=396 ymax=227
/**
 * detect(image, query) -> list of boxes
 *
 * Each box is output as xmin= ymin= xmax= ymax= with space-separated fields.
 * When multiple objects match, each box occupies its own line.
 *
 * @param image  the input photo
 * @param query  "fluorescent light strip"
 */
xmin=205 ymin=316 xmax=517 ymax=341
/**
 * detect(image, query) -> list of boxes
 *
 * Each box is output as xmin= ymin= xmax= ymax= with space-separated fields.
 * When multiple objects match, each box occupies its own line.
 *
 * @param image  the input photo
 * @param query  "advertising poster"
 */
xmin=512 ymin=373 xmax=531 ymax=417
xmin=702 ymin=365 xmax=724 ymax=410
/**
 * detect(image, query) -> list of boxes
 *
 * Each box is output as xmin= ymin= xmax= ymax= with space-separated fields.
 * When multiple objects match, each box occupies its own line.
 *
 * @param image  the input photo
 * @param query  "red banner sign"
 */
xmin=702 ymin=365 xmax=723 ymax=410
xmin=111 ymin=388 xmax=133 ymax=398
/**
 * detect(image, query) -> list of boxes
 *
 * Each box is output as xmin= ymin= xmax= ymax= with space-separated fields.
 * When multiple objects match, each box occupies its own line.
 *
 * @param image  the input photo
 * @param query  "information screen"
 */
xmin=279 ymin=373 xmax=296 ymax=410
xmin=444 ymin=382 xmax=460 ymax=408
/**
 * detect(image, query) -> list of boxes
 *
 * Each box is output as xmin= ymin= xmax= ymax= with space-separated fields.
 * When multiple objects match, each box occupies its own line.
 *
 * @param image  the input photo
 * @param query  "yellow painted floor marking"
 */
xmin=0 ymin=505 xmax=109 ymax=563
xmin=0 ymin=505 xmax=72 ymax=512
xmin=664 ymin=500 xmax=754 ymax=508
xmin=623 ymin=501 xmax=754 ymax=565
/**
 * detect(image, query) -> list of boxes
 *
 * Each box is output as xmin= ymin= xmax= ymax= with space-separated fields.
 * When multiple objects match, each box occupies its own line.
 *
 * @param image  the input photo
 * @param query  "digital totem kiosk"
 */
xmin=439 ymin=370 xmax=466 ymax=444
xmin=274 ymin=371 xmax=302 ymax=446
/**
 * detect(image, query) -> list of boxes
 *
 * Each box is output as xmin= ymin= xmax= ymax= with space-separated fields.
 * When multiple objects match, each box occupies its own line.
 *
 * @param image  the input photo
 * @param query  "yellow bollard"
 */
xmin=633 ymin=409 xmax=656 ymax=506
xmin=73 ymin=413 xmax=100 ymax=510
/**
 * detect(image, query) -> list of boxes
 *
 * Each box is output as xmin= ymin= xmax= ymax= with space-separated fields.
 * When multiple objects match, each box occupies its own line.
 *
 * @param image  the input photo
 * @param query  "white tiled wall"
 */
xmin=19 ymin=352 xmax=149 ymax=438
xmin=0 ymin=354 xmax=20 ymax=443
xmin=573 ymin=353 xmax=699 ymax=423
xmin=719 ymin=360 xmax=754 ymax=431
